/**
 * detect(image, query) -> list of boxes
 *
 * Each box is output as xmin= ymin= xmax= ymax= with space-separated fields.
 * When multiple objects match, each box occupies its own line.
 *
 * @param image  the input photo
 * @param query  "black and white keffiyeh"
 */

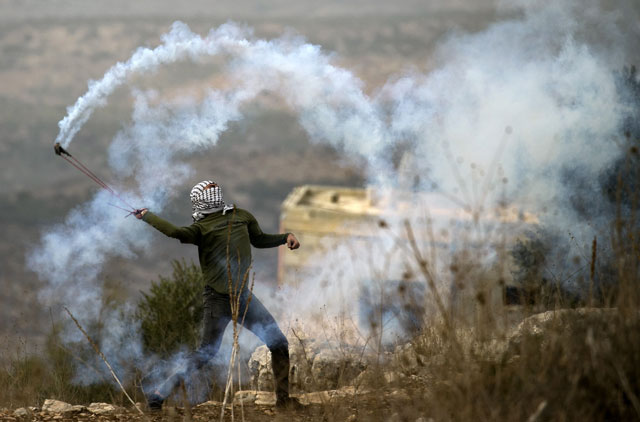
xmin=190 ymin=180 xmax=234 ymax=221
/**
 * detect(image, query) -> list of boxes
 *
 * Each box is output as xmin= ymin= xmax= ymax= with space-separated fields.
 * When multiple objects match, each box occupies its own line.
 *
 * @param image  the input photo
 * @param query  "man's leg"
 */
xmin=241 ymin=294 xmax=291 ymax=404
xmin=147 ymin=289 xmax=231 ymax=408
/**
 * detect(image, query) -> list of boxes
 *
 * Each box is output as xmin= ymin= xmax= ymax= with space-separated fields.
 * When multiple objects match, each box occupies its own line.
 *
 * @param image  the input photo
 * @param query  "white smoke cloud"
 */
xmin=385 ymin=5 xmax=624 ymax=217
xmin=29 ymin=0 xmax=637 ymax=389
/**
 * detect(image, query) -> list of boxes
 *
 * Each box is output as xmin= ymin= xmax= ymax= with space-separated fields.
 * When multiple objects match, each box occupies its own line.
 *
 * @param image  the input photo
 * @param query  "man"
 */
xmin=134 ymin=180 xmax=301 ymax=410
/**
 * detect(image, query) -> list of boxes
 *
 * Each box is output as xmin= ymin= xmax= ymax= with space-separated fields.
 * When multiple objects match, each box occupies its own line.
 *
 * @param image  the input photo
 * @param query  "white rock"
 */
xmin=42 ymin=399 xmax=73 ymax=413
xmin=254 ymin=391 xmax=276 ymax=406
xmin=506 ymin=308 xmax=618 ymax=357
xmin=87 ymin=402 xmax=118 ymax=415
xmin=234 ymin=390 xmax=257 ymax=405
xmin=387 ymin=389 xmax=410 ymax=401
xmin=297 ymin=386 xmax=367 ymax=405
xmin=249 ymin=339 xmax=365 ymax=393
xmin=298 ymin=390 xmax=331 ymax=405
xmin=311 ymin=349 xmax=365 ymax=391
xmin=249 ymin=345 xmax=275 ymax=392
xmin=310 ymin=349 xmax=342 ymax=390
xmin=384 ymin=371 xmax=404 ymax=384
xmin=352 ymin=368 xmax=394 ymax=389
xmin=195 ymin=400 xmax=221 ymax=408
xmin=13 ymin=407 xmax=30 ymax=417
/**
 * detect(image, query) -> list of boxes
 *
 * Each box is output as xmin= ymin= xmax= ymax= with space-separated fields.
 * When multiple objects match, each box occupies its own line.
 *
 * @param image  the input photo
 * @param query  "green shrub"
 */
xmin=135 ymin=259 xmax=206 ymax=357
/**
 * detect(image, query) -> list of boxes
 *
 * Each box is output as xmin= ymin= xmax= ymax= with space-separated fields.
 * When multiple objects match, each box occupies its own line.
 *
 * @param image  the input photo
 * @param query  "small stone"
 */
xmin=196 ymin=400 xmax=220 ymax=408
xmin=13 ymin=408 xmax=30 ymax=417
xmin=42 ymin=399 xmax=74 ymax=413
xmin=234 ymin=390 xmax=257 ymax=405
xmin=387 ymin=389 xmax=410 ymax=401
xmin=299 ymin=391 xmax=331 ymax=405
xmin=346 ymin=414 xmax=357 ymax=422
xmin=384 ymin=371 xmax=403 ymax=384
xmin=87 ymin=402 xmax=118 ymax=415
xmin=255 ymin=392 xmax=276 ymax=406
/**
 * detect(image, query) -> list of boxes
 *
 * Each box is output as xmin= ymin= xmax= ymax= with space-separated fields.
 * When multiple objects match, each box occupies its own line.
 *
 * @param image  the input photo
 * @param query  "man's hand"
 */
xmin=286 ymin=233 xmax=300 ymax=250
xmin=134 ymin=208 xmax=148 ymax=219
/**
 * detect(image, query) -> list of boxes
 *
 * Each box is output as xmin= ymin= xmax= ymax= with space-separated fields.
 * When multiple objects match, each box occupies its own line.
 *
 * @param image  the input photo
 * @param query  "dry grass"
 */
xmin=0 ymin=327 xmax=124 ymax=409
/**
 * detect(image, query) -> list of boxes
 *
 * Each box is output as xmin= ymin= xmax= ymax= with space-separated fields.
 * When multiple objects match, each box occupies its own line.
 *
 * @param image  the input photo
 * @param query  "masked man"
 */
xmin=134 ymin=180 xmax=301 ymax=410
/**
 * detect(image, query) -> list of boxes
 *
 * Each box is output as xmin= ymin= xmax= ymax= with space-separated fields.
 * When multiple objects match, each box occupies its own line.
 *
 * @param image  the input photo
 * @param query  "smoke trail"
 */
xmin=57 ymin=21 xmax=389 ymax=176
xmin=29 ymin=0 xmax=638 ymax=387
xmin=55 ymin=22 xmax=239 ymax=148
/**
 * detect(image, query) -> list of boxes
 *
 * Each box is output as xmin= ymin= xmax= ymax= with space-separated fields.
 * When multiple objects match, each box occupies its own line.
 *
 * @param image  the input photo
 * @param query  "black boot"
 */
xmin=271 ymin=344 xmax=305 ymax=410
xmin=145 ymin=392 xmax=164 ymax=411
xmin=270 ymin=344 xmax=290 ymax=400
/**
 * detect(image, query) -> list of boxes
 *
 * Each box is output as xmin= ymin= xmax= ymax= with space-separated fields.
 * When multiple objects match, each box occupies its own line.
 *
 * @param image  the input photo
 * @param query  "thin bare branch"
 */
xmin=63 ymin=307 xmax=146 ymax=417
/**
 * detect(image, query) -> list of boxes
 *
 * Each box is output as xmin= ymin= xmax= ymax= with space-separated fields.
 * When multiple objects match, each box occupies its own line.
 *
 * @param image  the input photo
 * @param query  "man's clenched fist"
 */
xmin=286 ymin=233 xmax=300 ymax=250
xmin=134 ymin=208 xmax=148 ymax=219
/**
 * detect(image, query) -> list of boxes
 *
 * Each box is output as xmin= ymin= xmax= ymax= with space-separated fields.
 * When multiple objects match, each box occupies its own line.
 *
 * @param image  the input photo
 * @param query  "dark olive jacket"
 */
xmin=142 ymin=208 xmax=288 ymax=293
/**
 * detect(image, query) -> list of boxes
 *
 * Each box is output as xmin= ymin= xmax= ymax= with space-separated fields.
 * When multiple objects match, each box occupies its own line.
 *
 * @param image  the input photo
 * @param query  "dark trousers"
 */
xmin=154 ymin=286 xmax=290 ymax=400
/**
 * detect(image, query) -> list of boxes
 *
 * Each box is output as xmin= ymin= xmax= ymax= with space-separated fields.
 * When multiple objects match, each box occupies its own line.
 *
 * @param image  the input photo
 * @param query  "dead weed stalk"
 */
xmin=220 ymin=209 xmax=255 ymax=422
xmin=63 ymin=307 xmax=146 ymax=417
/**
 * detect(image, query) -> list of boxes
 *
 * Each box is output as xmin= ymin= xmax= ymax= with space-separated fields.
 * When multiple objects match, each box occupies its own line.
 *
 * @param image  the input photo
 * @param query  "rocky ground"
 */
xmin=3 ymin=308 xmax=622 ymax=421
xmin=0 ymin=387 xmax=428 ymax=422
xmin=0 ymin=332 xmax=433 ymax=421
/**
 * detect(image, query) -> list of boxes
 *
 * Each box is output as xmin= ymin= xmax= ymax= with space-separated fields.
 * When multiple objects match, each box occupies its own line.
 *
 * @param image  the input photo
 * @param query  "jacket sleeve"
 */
xmin=246 ymin=211 xmax=288 ymax=248
xmin=142 ymin=211 xmax=200 ymax=245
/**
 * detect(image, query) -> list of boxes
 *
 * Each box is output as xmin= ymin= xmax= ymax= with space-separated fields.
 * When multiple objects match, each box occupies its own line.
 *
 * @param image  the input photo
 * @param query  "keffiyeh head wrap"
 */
xmin=190 ymin=180 xmax=234 ymax=221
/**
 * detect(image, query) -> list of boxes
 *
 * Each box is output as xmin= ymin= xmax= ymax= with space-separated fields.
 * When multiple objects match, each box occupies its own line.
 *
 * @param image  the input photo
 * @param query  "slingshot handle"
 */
xmin=54 ymin=142 xmax=72 ymax=157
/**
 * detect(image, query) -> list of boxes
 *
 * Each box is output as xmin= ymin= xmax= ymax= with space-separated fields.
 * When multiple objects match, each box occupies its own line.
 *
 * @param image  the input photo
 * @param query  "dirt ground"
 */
xmin=0 ymin=388 xmax=426 ymax=422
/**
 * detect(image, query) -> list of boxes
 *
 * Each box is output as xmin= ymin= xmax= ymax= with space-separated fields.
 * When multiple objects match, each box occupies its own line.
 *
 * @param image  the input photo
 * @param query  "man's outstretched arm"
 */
xmin=246 ymin=211 xmax=300 ymax=250
xmin=134 ymin=208 xmax=200 ymax=245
